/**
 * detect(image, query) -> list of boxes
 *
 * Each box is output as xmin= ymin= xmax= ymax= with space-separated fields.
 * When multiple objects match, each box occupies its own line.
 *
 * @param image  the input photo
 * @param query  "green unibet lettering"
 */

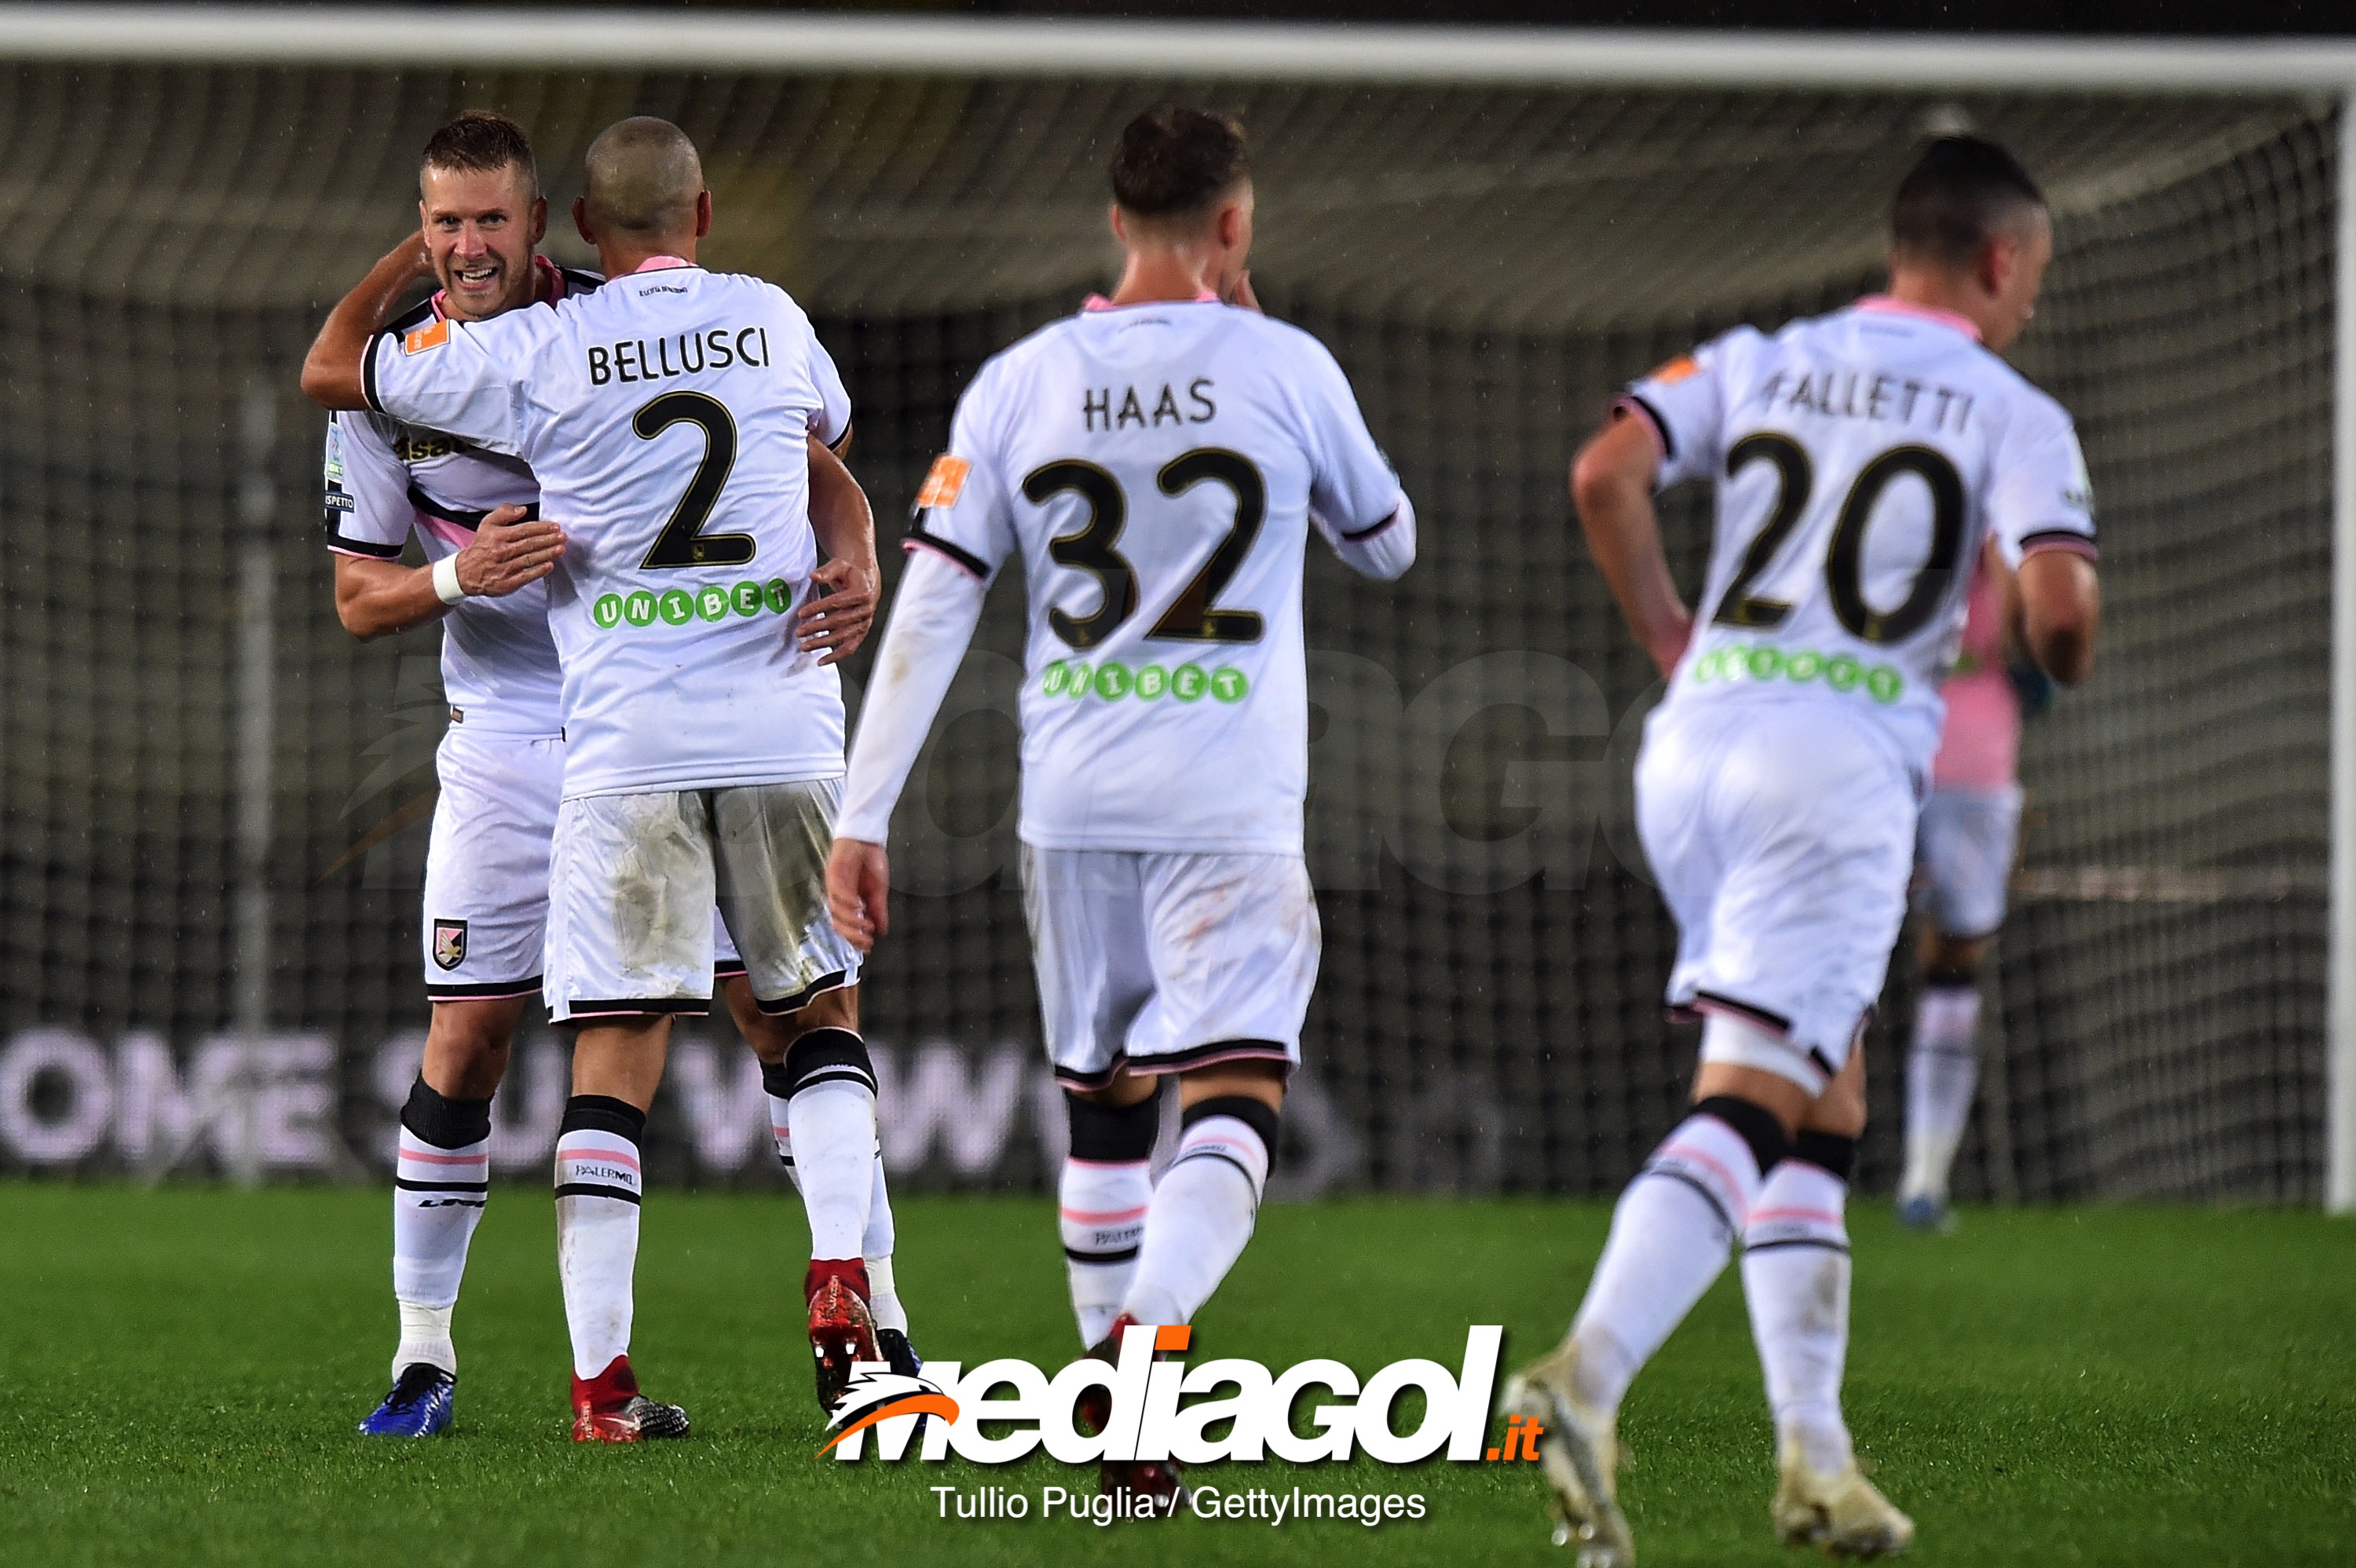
xmin=1824 ymin=654 xmax=1862 ymax=692
xmin=697 ymin=587 xmax=729 ymax=623
xmin=1041 ymin=660 xmax=1070 ymax=696
xmin=594 ymin=594 xmax=624 ymax=630
xmin=1784 ymin=650 xmax=1824 ymax=682
xmin=1095 ymin=663 xmax=1132 ymax=700
xmin=1065 ymin=664 xmax=1090 ymax=700
xmin=625 ymin=591 xmax=657 ymax=627
xmin=1134 ymin=665 xmax=1169 ymax=700
xmin=1744 ymin=646 xmax=1783 ymax=680
xmin=660 ymin=589 xmax=694 ymax=626
xmin=1172 ymin=663 xmax=1208 ymax=703
xmin=1868 ymin=666 xmax=1904 ymax=704
xmin=1210 ymin=667 xmax=1249 ymax=704
xmin=764 ymin=578 xmax=792 ymax=614
xmin=732 ymin=582 xmax=763 ymax=617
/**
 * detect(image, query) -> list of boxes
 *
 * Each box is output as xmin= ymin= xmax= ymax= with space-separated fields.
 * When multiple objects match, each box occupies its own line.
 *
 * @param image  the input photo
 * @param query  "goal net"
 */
xmin=0 ymin=47 xmax=2332 ymax=1201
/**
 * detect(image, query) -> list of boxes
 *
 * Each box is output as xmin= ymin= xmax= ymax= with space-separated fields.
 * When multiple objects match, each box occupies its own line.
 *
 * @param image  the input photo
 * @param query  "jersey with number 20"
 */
xmin=911 ymin=298 xmax=1407 ymax=855
xmin=363 ymin=261 xmax=851 ymax=799
xmin=1627 ymin=296 xmax=2098 ymax=773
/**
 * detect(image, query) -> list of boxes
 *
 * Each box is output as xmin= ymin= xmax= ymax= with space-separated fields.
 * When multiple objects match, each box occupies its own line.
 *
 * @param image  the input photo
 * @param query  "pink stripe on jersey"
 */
xmin=1853 ymin=294 xmax=1983 ymax=342
xmin=1081 ymin=289 xmax=1220 ymax=311
xmin=416 ymin=515 xmax=473 ymax=552
xmin=1064 ymin=1157 xmax=1153 ymax=1170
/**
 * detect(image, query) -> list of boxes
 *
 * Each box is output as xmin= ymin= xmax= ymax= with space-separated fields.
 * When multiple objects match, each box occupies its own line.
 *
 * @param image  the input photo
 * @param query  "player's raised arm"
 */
xmin=302 ymin=236 xmax=435 ymax=410
xmin=797 ymin=433 xmax=880 ymax=667
xmin=1573 ymin=411 xmax=1693 ymax=678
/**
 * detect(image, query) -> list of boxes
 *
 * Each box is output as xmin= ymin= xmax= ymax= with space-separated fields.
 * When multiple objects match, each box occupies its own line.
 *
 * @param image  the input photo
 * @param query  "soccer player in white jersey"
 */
xmin=827 ymin=106 xmax=1416 ymax=1504
xmin=1897 ymin=546 xmax=2040 ymax=1232
xmin=305 ymin=117 xmax=901 ymax=1439
xmin=1506 ymin=137 xmax=2100 ymax=1562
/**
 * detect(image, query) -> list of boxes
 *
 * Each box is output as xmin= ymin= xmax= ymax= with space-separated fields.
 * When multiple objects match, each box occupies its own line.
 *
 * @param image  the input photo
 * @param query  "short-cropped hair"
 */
xmin=1891 ymin=135 xmax=2045 ymax=270
xmin=1110 ymin=105 xmax=1250 ymax=221
xmin=422 ymin=111 xmax=538 ymax=194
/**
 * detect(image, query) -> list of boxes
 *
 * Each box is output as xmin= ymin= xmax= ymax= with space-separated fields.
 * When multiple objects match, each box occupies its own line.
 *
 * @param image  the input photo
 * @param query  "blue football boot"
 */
xmin=357 ymin=1362 xmax=455 ymax=1437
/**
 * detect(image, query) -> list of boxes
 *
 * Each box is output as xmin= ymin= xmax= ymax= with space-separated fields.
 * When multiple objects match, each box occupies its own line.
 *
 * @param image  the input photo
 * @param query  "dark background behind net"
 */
xmin=0 ymin=66 xmax=2329 ymax=1200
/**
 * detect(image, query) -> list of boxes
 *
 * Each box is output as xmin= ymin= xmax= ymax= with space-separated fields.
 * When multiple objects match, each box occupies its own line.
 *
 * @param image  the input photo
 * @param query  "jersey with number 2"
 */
xmin=912 ymin=299 xmax=1405 ymax=854
xmin=1626 ymin=297 xmax=2097 ymax=773
xmin=362 ymin=263 xmax=851 ymax=799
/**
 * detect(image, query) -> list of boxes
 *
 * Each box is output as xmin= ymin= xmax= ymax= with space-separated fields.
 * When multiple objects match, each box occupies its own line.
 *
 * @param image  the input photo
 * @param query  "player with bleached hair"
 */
xmin=306 ymin=115 xmax=913 ymax=1439
xmin=1509 ymin=136 xmax=2100 ymax=1562
xmin=828 ymin=104 xmax=1415 ymax=1506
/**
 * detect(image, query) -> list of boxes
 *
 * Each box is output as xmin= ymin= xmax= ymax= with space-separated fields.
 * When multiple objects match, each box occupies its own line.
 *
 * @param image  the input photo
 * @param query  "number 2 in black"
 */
xmin=1711 ymin=432 xmax=1813 ymax=629
xmin=1150 ymin=448 xmax=1265 ymax=643
xmin=635 ymin=390 xmax=753 ymax=569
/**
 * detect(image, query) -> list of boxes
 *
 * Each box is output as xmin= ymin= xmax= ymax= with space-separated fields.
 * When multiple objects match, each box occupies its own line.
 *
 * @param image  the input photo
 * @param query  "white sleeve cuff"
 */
xmin=1316 ymin=492 xmax=1417 ymax=582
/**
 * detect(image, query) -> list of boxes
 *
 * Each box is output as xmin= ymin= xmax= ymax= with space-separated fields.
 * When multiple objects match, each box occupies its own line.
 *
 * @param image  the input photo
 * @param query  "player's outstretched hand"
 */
xmin=825 ymin=838 xmax=891 ymax=954
xmin=455 ymin=505 xmax=565 ymax=598
xmin=797 ymin=557 xmax=880 ymax=665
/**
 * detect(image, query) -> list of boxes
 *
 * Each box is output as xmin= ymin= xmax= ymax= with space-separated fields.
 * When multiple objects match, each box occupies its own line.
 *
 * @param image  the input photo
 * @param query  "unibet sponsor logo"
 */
xmin=1039 ymin=660 xmax=1247 ymax=704
xmin=1691 ymin=641 xmax=1905 ymax=704
xmin=821 ymin=1325 xmax=1514 ymax=1473
xmin=594 ymin=581 xmax=797 ymax=634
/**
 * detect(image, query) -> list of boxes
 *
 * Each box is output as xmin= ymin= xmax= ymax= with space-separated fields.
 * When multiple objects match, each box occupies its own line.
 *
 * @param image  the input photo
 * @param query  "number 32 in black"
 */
xmin=1024 ymin=447 xmax=1267 ymax=651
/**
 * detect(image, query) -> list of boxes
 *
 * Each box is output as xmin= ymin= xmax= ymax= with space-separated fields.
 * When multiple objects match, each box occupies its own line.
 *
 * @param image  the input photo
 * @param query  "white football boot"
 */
xmin=1505 ymin=1337 xmax=1636 ymax=1566
xmin=1770 ymin=1438 xmax=1915 ymax=1558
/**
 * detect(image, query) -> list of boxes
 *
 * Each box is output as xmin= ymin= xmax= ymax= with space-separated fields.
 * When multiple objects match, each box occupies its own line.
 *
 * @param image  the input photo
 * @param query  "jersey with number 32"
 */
xmin=1628 ymin=297 xmax=2097 ymax=773
xmin=364 ymin=264 xmax=851 ymax=799
xmin=912 ymin=299 xmax=1406 ymax=854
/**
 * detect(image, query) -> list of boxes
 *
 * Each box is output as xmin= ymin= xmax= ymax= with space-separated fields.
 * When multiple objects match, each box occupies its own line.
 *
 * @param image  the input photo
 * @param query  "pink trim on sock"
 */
xmin=1059 ymin=1205 xmax=1151 ymax=1225
xmin=1747 ymin=1206 xmax=1843 ymax=1226
xmin=1661 ymin=1139 xmax=1748 ymax=1206
xmin=398 ymin=1147 xmax=488 ymax=1167
xmin=1063 ymin=1157 xmax=1152 ymax=1170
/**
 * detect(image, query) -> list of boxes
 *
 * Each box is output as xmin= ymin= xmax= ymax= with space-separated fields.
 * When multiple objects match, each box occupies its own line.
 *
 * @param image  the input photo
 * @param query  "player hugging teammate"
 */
xmin=305 ymin=112 xmax=920 ymax=1440
xmin=1507 ymin=137 xmax=2100 ymax=1562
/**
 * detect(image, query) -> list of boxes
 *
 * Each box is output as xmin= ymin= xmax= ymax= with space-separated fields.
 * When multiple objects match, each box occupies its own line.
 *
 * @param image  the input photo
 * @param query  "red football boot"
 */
xmin=569 ymin=1354 xmax=690 ymax=1442
xmin=1070 ymin=1314 xmax=1186 ymax=1513
xmin=807 ymin=1257 xmax=880 ymax=1414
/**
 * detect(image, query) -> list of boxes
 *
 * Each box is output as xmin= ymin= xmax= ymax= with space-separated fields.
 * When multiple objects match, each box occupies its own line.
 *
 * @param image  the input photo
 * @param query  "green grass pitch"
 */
xmin=2 ymin=1182 xmax=2349 ymax=1566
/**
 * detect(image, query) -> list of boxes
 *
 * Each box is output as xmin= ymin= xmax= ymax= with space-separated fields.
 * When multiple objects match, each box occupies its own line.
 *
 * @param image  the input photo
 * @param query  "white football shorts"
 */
xmin=1635 ymin=696 xmax=1919 ymax=1091
xmin=1913 ymin=784 xmax=2023 ymax=941
xmin=543 ymin=778 xmax=856 ymax=1023
xmin=422 ymin=725 xmax=741 ymax=1002
xmin=1020 ymin=845 xmax=1319 ymax=1089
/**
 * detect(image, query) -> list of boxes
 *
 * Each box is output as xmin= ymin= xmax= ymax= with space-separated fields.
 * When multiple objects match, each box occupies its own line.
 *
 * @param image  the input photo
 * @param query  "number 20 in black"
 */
xmin=1023 ymin=448 xmax=1267 ymax=650
xmin=1710 ymin=433 xmax=1965 ymax=645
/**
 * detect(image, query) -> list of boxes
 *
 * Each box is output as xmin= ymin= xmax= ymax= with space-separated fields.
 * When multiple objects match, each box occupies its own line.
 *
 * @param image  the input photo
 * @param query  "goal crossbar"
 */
xmin=0 ymin=8 xmax=2349 ymax=92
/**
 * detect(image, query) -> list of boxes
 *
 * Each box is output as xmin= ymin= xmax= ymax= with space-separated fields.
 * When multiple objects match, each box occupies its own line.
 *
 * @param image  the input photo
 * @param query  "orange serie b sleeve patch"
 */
xmin=402 ymin=316 xmax=452 ymax=356
xmin=916 ymin=454 xmax=971 ymax=509
xmin=1649 ymin=354 xmax=1700 ymax=386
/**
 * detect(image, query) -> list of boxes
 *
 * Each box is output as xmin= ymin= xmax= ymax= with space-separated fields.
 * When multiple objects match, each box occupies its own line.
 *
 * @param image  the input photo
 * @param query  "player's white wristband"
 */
xmin=432 ymin=554 xmax=467 ymax=605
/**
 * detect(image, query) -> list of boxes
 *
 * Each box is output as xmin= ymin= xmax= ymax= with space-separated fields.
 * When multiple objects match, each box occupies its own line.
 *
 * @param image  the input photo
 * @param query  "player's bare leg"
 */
xmin=1899 ymin=927 xmax=1994 ymax=1230
xmin=558 ymin=1018 xmax=688 ymax=1442
xmin=1741 ymin=1051 xmax=1914 ymax=1557
xmin=1070 ymin=1058 xmax=1283 ymax=1511
xmin=361 ymin=997 xmax=521 ymax=1437
xmin=734 ymin=981 xmax=885 ymax=1411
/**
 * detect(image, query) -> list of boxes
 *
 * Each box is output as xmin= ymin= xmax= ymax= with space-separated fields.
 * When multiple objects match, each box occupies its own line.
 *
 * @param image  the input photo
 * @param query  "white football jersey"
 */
xmin=324 ymin=265 xmax=605 ymax=737
xmin=1629 ymin=296 xmax=2098 ymax=772
xmin=364 ymin=261 xmax=853 ymax=799
xmin=913 ymin=298 xmax=1407 ymax=853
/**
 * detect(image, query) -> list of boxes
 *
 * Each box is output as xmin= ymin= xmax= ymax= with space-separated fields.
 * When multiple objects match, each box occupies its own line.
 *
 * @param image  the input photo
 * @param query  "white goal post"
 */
xmin=0 ymin=7 xmax=2346 ymax=1207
